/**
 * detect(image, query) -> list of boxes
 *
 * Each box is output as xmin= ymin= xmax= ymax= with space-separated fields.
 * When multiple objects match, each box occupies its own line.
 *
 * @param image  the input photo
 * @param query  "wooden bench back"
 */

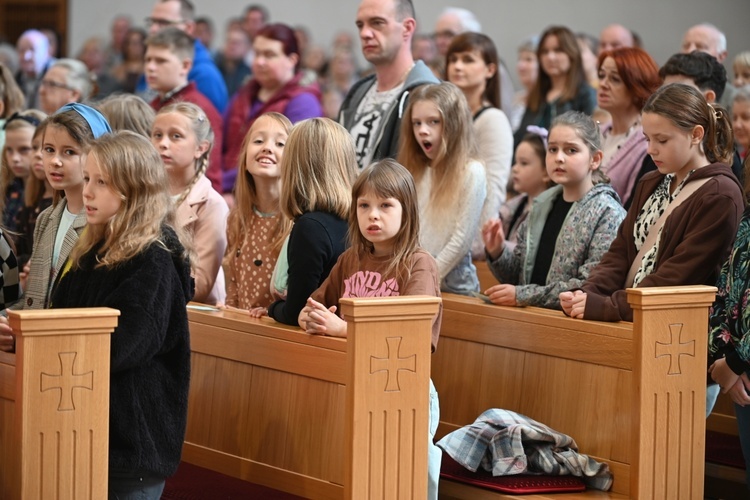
xmin=434 ymin=287 xmax=714 ymax=499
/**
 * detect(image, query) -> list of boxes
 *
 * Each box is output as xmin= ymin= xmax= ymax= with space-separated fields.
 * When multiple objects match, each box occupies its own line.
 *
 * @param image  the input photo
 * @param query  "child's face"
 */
xmin=4 ymin=127 xmax=34 ymax=180
xmin=734 ymin=63 xmax=750 ymax=88
xmin=151 ymin=112 xmax=207 ymax=174
xmin=539 ymin=35 xmax=571 ymax=79
xmin=244 ymin=116 xmax=287 ymax=179
xmin=31 ymin=134 xmax=46 ymax=181
xmin=642 ymin=111 xmax=701 ymax=179
xmin=512 ymin=141 xmax=549 ymax=197
xmin=732 ymin=100 xmax=750 ymax=150
xmin=356 ymin=189 xmax=403 ymax=257
xmin=144 ymin=45 xmax=190 ymax=93
xmin=447 ymin=49 xmax=495 ymax=95
xmin=82 ymin=154 xmax=121 ymax=226
xmin=546 ymin=125 xmax=599 ymax=191
xmin=43 ymin=125 xmax=85 ymax=193
xmin=411 ymin=100 xmax=443 ymax=161
xmin=516 ymin=50 xmax=538 ymax=89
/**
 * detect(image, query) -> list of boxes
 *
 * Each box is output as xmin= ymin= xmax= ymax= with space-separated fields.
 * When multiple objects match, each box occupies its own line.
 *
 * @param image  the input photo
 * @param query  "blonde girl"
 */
xmin=397 ymin=81 xmax=486 ymax=295
xmin=22 ymin=103 xmax=111 ymax=310
xmin=499 ymin=126 xmax=553 ymax=253
xmin=483 ymin=111 xmax=625 ymax=309
xmin=97 ymin=93 xmax=156 ymax=138
xmin=52 ymin=131 xmax=191 ymax=499
xmin=16 ymin=113 xmax=51 ymax=269
xmin=299 ymin=159 xmax=443 ymax=499
xmin=2 ymin=110 xmax=45 ymax=236
xmin=152 ymin=102 xmax=228 ymax=305
xmin=266 ymin=117 xmax=356 ymax=325
xmin=224 ymin=112 xmax=293 ymax=311
xmin=561 ymin=83 xmax=744 ymax=321
xmin=733 ymin=51 xmax=750 ymax=88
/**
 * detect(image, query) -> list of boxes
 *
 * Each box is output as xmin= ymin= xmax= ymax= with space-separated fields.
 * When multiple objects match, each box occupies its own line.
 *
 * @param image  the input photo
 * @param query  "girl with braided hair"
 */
xmin=152 ymin=102 xmax=228 ymax=304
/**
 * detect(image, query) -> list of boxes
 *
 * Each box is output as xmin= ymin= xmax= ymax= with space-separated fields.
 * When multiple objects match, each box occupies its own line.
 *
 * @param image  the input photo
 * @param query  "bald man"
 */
xmin=598 ymin=24 xmax=634 ymax=55
xmin=681 ymin=23 xmax=735 ymax=114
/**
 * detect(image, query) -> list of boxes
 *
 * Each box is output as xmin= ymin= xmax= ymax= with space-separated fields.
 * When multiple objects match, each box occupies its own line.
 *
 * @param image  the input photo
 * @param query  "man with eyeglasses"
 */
xmin=139 ymin=0 xmax=227 ymax=112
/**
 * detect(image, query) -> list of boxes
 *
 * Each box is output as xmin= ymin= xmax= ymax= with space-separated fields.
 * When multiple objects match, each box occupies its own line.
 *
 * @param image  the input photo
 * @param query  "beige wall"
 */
xmin=70 ymin=0 xmax=750 ymax=85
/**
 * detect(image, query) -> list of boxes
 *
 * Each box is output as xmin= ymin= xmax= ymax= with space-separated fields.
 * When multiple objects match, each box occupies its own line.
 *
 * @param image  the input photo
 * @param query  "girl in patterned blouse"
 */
xmin=561 ymin=84 xmax=743 ymax=322
xmin=222 ymin=112 xmax=292 ymax=312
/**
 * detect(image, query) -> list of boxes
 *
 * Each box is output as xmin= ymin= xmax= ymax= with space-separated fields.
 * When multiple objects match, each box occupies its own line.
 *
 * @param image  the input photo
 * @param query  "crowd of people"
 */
xmin=0 ymin=0 xmax=749 ymax=497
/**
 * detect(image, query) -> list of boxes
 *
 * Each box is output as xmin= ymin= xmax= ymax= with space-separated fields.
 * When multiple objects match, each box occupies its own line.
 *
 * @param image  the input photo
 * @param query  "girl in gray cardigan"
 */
xmin=483 ymin=111 xmax=625 ymax=309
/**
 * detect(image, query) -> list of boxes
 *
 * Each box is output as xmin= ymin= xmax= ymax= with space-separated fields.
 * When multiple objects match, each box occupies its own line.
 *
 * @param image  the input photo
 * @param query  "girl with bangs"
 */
xmin=299 ymin=158 xmax=443 ymax=499
xmin=264 ymin=117 xmax=356 ymax=325
xmin=52 ymin=131 xmax=193 ymax=499
xmin=397 ymin=82 xmax=486 ymax=295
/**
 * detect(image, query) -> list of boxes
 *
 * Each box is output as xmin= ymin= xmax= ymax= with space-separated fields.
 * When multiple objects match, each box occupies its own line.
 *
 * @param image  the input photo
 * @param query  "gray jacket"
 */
xmin=488 ymin=183 xmax=625 ymax=309
xmin=338 ymin=60 xmax=439 ymax=162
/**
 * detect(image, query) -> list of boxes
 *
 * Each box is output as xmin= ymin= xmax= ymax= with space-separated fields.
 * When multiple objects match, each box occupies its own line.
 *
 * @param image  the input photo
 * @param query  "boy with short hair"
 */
xmin=145 ymin=27 xmax=223 ymax=191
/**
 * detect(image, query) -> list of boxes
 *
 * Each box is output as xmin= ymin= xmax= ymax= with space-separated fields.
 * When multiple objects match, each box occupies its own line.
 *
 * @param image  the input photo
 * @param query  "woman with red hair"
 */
xmin=222 ymin=23 xmax=322 ymax=193
xmin=597 ymin=47 xmax=661 ymax=207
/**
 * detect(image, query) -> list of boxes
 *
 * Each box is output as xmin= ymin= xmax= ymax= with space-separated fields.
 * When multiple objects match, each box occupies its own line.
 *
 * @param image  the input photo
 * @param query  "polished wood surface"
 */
xmin=434 ymin=286 xmax=715 ymax=500
xmin=1 ymin=308 xmax=118 ymax=500
xmin=183 ymin=296 xmax=439 ymax=500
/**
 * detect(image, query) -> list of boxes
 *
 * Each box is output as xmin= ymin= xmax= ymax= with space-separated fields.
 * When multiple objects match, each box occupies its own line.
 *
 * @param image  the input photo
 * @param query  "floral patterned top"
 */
xmin=224 ymin=209 xmax=282 ymax=309
xmin=708 ymin=205 xmax=750 ymax=375
xmin=632 ymin=171 xmax=694 ymax=286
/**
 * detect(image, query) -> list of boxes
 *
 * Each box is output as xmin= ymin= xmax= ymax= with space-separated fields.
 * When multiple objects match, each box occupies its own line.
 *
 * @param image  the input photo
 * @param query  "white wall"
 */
xmin=70 ymin=0 xmax=750 ymax=84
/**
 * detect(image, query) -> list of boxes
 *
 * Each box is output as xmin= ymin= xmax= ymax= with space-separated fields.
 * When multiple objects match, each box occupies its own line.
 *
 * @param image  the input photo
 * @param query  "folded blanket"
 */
xmin=437 ymin=408 xmax=613 ymax=491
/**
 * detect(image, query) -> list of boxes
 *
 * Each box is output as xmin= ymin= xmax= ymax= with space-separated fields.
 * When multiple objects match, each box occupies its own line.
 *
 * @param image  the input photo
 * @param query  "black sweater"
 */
xmin=52 ymin=227 xmax=193 ymax=478
xmin=268 ymin=211 xmax=348 ymax=325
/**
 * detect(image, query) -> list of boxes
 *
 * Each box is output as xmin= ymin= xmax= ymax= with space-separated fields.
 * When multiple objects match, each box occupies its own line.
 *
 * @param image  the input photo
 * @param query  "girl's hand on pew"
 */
xmin=482 ymin=219 xmax=506 ymax=260
xmin=248 ymin=307 xmax=268 ymax=318
xmin=708 ymin=357 xmax=741 ymax=398
xmin=0 ymin=316 xmax=14 ymax=352
xmin=726 ymin=373 xmax=750 ymax=406
xmin=485 ymin=284 xmax=517 ymax=306
xmin=302 ymin=298 xmax=346 ymax=337
xmin=560 ymin=290 xmax=587 ymax=318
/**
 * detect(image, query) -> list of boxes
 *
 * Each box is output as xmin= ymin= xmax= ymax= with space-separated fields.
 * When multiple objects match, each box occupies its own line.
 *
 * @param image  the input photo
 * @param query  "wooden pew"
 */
xmin=434 ymin=286 xmax=715 ymax=500
xmin=0 ymin=308 xmax=119 ymax=499
xmin=182 ymin=296 xmax=440 ymax=499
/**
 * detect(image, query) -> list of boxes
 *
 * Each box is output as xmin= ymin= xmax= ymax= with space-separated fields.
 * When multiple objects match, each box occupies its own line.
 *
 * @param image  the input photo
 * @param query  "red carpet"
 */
xmin=705 ymin=430 xmax=746 ymax=470
xmin=162 ymin=462 xmax=306 ymax=499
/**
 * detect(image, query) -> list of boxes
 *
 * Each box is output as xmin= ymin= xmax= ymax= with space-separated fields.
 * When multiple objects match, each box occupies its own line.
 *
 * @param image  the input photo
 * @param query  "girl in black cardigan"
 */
xmin=52 ymin=131 xmax=193 ymax=499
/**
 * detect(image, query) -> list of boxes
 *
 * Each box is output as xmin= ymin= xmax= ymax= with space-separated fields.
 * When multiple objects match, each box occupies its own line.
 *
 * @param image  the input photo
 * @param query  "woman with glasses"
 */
xmin=37 ymin=58 xmax=94 ymax=114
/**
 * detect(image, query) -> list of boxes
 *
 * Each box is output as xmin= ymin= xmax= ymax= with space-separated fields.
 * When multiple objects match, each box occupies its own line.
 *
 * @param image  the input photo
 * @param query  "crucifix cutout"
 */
xmin=655 ymin=323 xmax=695 ymax=375
xmin=40 ymin=352 xmax=94 ymax=411
xmin=370 ymin=337 xmax=416 ymax=392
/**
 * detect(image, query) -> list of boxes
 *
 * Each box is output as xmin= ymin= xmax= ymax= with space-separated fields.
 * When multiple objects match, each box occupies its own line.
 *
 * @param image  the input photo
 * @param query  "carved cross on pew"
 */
xmin=40 ymin=352 xmax=94 ymax=411
xmin=655 ymin=323 xmax=695 ymax=375
xmin=370 ymin=336 xmax=416 ymax=392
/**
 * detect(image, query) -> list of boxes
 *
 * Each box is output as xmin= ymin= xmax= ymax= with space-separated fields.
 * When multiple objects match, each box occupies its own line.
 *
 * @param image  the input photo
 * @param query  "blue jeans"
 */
xmin=108 ymin=470 xmax=165 ymax=500
xmin=441 ymin=252 xmax=479 ymax=296
xmin=428 ymin=379 xmax=441 ymax=500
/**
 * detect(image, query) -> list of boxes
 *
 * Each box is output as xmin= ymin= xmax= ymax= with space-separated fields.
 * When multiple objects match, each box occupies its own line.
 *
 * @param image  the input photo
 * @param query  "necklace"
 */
xmin=253 ymin=205 xmax=277 ymax=218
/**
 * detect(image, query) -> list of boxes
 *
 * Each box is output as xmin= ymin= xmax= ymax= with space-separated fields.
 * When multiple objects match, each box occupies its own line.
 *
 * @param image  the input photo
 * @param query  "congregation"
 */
xmin=1 ymin=0 xmax=750 ymax=498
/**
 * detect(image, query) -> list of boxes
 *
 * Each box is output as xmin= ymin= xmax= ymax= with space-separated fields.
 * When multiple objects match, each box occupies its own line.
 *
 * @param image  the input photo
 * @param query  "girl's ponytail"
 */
xmin=704 ymin=103 xmax=734 ymax=165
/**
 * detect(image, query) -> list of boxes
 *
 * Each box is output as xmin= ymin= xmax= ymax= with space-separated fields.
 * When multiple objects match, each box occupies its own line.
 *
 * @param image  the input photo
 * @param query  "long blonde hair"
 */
xmin=155 ymin=102 xmax=214 ymax=207
xmin=349 ymin=159 xmax=421 ymax=283
xmin=69 ymin=131 xmax=189 ymax=269
xmin=397 ymin=82 xmax=478 ymax=210
xmin=280 ymin=118 xmax=357 ymax=220
xmin=226 ymin=112 xmax=293 ymax=258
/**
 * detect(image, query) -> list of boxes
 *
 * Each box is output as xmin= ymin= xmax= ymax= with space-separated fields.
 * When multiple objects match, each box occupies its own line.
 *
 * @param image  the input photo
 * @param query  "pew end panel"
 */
xmin=2 ymin=308 xmax=119 ymax=500
xmin=183 ymin=296 xmax=439 ymax=500
xmin=433 ymin=285 xmax=715 ymax=500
